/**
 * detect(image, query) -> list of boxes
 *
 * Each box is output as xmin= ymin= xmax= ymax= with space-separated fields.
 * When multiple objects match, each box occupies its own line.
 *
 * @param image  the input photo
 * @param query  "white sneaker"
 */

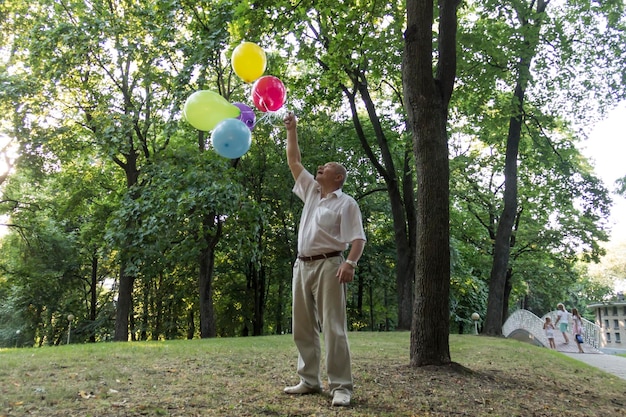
xmin=284 ymin=382 xmax=321 ymax=395
xmin=332 ymin=391 xmax=351 ymax=406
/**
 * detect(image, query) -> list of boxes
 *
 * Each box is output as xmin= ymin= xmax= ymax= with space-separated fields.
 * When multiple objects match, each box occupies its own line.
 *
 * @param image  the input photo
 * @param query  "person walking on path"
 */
xmin=282 ymin=112 xmax=367 ymax=407
xmin=543 ymin=317 xmax=557 ymax=349
xmin=571 ymin=308 xmax=585 ymax=353
xmin=554 ymin=303 xmax=570 ymax=344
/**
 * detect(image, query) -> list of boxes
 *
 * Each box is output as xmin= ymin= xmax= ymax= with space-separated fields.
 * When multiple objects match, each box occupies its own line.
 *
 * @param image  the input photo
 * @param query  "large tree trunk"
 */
xmin=408 ymin=106 xmax=451 ymax=366
xmin=114 ymin=261 xmax=134 ymax=341
xmin=403 ymin=0 xmax=459 ymax=366
xmin=483 ymin=0 xmax=548 ymax=336
xmin=112 ymin=149 xmax=140 ymax=342
xmin=484 ymin=109 xmax=522 ymax=335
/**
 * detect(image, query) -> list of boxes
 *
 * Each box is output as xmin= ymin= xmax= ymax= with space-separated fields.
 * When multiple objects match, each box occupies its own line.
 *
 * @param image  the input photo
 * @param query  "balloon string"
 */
xmin=258 ymin=107 xmax=289 ymax=127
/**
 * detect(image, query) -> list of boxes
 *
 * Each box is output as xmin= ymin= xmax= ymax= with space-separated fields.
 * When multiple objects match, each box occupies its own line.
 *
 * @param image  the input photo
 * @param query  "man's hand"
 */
xmin=336 ymin=239 xmax=364 ymax=284
xmin=284 ymin=112 xmax=297 ymax=132
xmin=336 ymin=262 xmax=355 ymax=284
xmin=284 ymin=112 xmax=303 ymax=180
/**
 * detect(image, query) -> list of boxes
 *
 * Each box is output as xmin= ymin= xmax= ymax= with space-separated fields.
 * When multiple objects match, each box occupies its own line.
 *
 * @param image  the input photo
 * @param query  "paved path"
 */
xmin=552 ymin=329 xmax=601 ymax=354
xmin=550 ymin=330 xmax=626 ymax=380
xmin=562 ymin=352 xmax=626 ymax=380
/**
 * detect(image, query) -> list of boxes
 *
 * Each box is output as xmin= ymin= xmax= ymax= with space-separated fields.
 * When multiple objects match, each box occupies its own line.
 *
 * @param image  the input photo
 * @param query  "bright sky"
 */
xmin=583 ymin=102 xmax=626 ymax=293
xmin=582 ymin=102 xmax=626 ymax=245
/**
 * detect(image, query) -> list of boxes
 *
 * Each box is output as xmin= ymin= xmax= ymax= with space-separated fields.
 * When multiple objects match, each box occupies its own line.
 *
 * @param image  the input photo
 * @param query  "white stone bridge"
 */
xmin=502 ymin=309 xmax=601 ymax=353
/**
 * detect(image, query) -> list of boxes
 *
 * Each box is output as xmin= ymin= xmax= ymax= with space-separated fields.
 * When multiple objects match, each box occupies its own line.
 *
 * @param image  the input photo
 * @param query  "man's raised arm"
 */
xmin=284 ymin=112 xmax=304 ymax=181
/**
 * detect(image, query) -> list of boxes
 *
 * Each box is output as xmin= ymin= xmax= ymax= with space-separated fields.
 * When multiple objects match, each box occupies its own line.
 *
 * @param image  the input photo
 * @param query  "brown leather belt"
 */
xmin=297 ymin=251 xmax=342 ymax=262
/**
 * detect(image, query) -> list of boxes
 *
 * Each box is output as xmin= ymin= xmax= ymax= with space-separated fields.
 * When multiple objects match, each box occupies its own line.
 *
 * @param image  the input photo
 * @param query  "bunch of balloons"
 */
xmin=182 ymin=41 xmax=288 ymax=160
xmin=182 ymin=91 xmax=253 ymax=159
xmin=231 ymin=41 xmax=287 ymax=113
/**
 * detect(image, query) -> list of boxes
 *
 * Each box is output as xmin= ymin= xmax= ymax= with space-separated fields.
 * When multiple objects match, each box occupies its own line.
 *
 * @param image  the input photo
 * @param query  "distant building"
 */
xmin=587 ymin=292 xmax=626 ymax=348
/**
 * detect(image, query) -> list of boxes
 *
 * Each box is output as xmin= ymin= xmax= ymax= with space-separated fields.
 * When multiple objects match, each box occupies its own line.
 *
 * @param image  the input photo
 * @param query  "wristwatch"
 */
xmin=345 ymin=259 xmax=358 ymax=269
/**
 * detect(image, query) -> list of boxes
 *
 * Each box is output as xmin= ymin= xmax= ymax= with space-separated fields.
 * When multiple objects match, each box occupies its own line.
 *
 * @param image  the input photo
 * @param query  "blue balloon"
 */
xmin=211 ymin=118 xmax=252 ymax=159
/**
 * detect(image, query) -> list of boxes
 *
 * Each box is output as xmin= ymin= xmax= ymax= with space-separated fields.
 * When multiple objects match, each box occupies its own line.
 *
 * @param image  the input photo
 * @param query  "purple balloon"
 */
xmin=233 ymin=102 xmax=256 ymax=130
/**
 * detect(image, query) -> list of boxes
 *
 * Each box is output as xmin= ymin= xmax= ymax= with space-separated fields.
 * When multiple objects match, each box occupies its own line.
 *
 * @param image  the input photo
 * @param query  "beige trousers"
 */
xmin=292 ymin=256 xmax=353 ymax=395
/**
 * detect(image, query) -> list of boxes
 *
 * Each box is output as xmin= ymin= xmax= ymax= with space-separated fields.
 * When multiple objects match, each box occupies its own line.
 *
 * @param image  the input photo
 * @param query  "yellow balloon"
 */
xmin=231 ymin=42 xmax=267 ymax=83
xmin=183 ymin=91 xmax=240 ymax=132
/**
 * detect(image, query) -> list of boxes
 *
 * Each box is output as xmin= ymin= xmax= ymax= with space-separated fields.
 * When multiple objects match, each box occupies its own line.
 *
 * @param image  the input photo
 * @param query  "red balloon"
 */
xmin=251 ymin=76 xmax=286 ymax=112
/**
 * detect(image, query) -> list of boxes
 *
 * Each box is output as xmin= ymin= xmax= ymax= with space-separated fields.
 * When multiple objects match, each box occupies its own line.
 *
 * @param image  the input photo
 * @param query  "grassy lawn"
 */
xmin=1 ymin=332 xmax=625 ymax=416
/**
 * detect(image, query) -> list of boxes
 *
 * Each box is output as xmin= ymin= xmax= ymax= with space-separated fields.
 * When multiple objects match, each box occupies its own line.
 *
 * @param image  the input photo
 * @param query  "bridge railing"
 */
xmin=579 ymin=316 xmax=600 ymax=348
xmin=502 ymin=309 xmax=548 ymax=347
xmin=502 ymin=309 xmax=600 ymax=349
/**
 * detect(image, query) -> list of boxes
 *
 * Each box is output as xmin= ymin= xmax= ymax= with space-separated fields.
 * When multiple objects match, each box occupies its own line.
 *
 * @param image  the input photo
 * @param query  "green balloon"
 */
xmin=183 ymin=90 xmax=240 ymax=131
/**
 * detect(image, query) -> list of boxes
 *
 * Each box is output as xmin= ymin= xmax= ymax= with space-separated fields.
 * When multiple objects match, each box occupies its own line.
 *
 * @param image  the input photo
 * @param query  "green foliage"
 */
xmin=1 ymin=0 xmax=624 ymax=345
xmin=449 ymin=237 xmax=489 ymax=333
xmin=451 ymin=0 xmax=623 ymax=325
xmin=450 ymin=121 xmax=612 ymax=316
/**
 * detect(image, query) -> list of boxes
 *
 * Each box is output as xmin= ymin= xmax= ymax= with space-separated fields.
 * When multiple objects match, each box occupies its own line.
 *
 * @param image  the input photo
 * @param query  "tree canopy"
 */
xmin=1 ymin=0 xmax=624 ymax=354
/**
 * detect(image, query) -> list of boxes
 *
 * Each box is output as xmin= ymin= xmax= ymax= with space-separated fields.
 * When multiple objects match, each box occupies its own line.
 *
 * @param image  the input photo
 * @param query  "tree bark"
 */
xmin=483 ymin=0 xmax=549 ymax=335
xmin=484 ymin=106 xmax=522 ymax=335
xmin=114 ymin=259 xmax=134 ymax=341
xmin=112 ymin=138 xmax=141 ymax=342
xmin=403 ymin=0 xmax=459 ymax=366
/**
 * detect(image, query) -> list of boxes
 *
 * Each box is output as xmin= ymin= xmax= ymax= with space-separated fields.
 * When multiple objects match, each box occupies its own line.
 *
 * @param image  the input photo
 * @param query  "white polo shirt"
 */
xmin=293 ymin=170 xmax=366 ymax=257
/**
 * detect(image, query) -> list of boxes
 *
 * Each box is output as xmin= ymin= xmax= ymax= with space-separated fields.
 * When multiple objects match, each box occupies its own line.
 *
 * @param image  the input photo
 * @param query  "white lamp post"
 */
xmin=471 ymin=312 xmax=480 ymax=335
xmin=67 ymin=314 xmax=75 ymax=344
xmin=15 ymin=329 xmax=21 ymax=348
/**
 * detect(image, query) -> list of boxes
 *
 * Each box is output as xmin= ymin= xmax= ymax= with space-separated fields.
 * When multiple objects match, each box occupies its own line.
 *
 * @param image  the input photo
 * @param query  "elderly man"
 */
xmin=282 ymin=112 xmax=366 ymax=407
